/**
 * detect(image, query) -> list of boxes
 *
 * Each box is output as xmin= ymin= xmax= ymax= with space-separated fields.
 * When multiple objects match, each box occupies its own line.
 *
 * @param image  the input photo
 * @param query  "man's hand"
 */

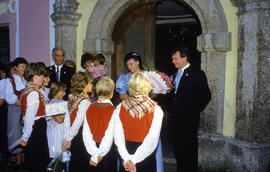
xmin=19 ymin=140 xmax=27 ymax=147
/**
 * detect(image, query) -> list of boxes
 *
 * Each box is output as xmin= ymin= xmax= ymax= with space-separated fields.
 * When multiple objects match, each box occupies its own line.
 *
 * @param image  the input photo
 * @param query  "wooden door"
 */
xmin=111 ymin=2 xmax=156 ymax=81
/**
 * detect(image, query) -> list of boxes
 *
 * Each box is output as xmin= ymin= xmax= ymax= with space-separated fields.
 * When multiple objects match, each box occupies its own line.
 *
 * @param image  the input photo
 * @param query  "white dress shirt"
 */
xmin=82 ymin=99 xmax=115 ymax=163
xmin=66 ymin=99 xmax=91 ymax=142
xmin=5 ymin=74 xmax=27 ymax=104
xmin=114 ymin=104 xmax=164 ymax=165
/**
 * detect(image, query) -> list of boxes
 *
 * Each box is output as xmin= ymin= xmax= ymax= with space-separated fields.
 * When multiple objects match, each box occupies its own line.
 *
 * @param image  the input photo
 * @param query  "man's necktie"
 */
xmin=56 ymin=66 xmax=60 ymax=82
xmin=174 ymin=69 xmax=182 ymax=94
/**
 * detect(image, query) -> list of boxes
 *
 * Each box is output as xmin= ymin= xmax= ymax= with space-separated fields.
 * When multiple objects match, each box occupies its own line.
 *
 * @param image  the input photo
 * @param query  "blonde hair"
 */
xmin=95 ymin=77 xmax=115 ymax=99
xmin=128 ymin=72 xmax=152 ymax=96
xmin=48 ymin=82 xmax=66 ymax=100
xmin=70 ymin=71 xmax=93 ymax=96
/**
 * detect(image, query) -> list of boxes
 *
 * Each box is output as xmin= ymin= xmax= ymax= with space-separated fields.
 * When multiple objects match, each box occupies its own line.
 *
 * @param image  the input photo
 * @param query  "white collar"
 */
xmin=54 ymin=64 xmax=63 ymax=71
xmin=178 ymin=63 xmax=190 ymax=73
xmin=97 ymin=98 xmax=113 ymax=105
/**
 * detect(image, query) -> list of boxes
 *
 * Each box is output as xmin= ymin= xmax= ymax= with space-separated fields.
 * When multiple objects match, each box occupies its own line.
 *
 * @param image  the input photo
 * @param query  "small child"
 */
xmin=81 ymin=53 xmax=94 ymax=72
xmin=88 ymin=54 xmax=107 ymax=78
xmin=62 ymin=71 xmax=94 ymax=171
xmin=46 ymin=82 xmax=69 ymax=159
xmin=19 ymin=63 xmax=50 ymax=172
xmin=82 ymin=76 xmax=117 ymax=172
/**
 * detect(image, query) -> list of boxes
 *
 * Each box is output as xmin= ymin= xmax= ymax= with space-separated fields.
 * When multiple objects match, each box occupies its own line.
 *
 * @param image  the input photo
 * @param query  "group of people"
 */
xmin=0 ymin=45 xmax=211 ymax=172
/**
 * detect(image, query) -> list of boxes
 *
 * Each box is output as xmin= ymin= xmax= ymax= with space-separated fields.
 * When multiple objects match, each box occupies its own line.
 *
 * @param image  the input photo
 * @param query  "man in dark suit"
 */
xmin=47 ymin=47 xmax=75 ymax=99
xmin=170 ymin=46 xmax=211 ymax=172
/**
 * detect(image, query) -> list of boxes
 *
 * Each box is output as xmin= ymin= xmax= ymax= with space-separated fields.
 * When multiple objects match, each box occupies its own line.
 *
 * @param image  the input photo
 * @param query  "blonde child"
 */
xmin=62 ymin=71 xmax=93 ymax=171
xmin=19 ymin=63 xmax=49 ymax=172
xmin=88 ymin=54 xmax=107 ymax=78
xmin=82 ymin=76 xmax=117 ymax=171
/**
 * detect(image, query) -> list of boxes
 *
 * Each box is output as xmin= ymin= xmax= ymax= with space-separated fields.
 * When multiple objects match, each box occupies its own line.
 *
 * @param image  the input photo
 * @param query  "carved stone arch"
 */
xmin=84 ymin=0 xmax=231 ymax=135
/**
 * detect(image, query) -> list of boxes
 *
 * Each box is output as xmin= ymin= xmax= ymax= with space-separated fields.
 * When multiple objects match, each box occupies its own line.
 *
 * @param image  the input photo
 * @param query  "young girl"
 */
xmin=19 ymin=63 xmax=50 ymax=172
xmin=114 ymin=72 xmax=164 ymax=172
xmin=62 ymin=71 xmax=93 ymax=171
xmin=46 ymin=82 xmax=69 ymax=159
xmin=83 ymin=76 xmax=117 ymax=172
xmin=88 ymin=53 xmax=107 ymax=78
xmin=5 ymin=57 xmax=28 ymax=166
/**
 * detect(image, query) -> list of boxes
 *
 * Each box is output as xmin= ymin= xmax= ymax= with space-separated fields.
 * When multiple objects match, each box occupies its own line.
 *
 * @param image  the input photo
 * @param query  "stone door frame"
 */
xmin=83 ymin=0 xmax=232 ymax=135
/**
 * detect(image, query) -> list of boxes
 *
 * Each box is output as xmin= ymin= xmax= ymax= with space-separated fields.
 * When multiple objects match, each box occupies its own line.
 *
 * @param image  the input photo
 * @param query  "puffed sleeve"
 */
xmin=130 ymin=106 xmax=164 ymax=164
xmin=66 ymin=99 xmax=90 ymax=141
xmin=114 ymin=104 xmax=131 ymax=164
xmin=116 ymin=73 xmax=130 ymax=95
xmin=21 ymin=91 xmax=40 ymax=142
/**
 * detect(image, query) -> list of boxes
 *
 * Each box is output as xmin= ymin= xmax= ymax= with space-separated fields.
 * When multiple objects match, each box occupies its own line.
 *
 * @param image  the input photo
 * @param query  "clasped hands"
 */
xmin=123 ymin=160 xmax=136 ymax=172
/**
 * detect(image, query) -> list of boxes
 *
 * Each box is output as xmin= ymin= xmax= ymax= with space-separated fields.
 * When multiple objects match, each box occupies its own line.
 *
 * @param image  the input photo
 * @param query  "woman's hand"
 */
xmin=19 ymin=140 xmax=27 ymax=147
xmin=89 ymin=160 xmax=97 ymax=166
xmin=15 ymin=99 xmax=21 ymax=106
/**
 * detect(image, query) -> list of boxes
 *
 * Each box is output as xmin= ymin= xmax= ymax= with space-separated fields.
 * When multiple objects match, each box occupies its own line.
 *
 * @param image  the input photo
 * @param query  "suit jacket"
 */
xmin=47 ymin=65 xmax=75 ymax=98
xmin=171 ymin=65 xmax=211 ymax=133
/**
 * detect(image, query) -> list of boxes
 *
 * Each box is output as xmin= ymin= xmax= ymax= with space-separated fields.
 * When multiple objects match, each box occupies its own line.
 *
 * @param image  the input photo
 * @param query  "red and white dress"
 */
xmin=21 ymin=85 xmax=50 ymax=172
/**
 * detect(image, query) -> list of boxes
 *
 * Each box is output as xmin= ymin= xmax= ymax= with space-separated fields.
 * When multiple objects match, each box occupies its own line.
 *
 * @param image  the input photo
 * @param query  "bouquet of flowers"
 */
xmin=47 ymin=151 xmax=71 ymax=172
xmin=144 ymin=70 xmax=174 ymax=94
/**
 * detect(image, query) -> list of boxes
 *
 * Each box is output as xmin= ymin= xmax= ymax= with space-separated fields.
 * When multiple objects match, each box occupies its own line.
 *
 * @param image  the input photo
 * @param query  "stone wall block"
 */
xmin=51 ymin=0 xmax=81 ymax=62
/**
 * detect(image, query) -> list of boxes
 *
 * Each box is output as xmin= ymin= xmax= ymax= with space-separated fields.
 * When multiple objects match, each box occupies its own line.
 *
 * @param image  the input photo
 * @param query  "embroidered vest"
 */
xmin=21 ymin=91 xmax=45 ymax=118
xmin=119 ymin=105 xmax=154 ymax=142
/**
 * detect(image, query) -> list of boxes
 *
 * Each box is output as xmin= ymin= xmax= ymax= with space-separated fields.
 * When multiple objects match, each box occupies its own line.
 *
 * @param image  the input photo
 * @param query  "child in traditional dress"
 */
xmin=62 ymin=71 xmax=93 ymax=171
xmin=114 ymin=72 xmax=164 ymax=172
xmin=18 ymin=63 xmax=50 ymax=172
xmin=88 ymin=53 xmax=107 ymax=78
xmin=5 ymin=57 xmax=28 ymax=167
xmin=82 ymin=76 xmax=117 ymax=171
xmin=46 ymin=82 xmax=69 ymax=159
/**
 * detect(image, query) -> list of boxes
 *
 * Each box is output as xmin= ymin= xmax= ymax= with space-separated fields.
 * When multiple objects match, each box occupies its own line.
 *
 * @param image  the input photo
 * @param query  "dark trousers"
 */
xmin=25 ymin=118 xmax=50 ymax=172
xmin=171 ymin=113 xmax=199 ymax=172
xmin=119 ymin=140 xmax=156 ymax=172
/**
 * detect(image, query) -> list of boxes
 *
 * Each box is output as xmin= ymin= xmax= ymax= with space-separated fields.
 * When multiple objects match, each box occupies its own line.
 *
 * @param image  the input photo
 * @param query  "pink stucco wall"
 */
xmin=19 ymin=0 xmax=50 ymax=65
xmin=0 ymin=0 xmax=16 ymax=61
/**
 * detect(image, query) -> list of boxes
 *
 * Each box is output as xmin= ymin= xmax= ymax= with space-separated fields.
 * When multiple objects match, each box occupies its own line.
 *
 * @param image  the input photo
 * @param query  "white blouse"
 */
xmin=82 ymin=99 xmax=115 ymax=163
xmin=0 ymin=79 xmax=7 ymax=99
xmin=5 ymin=74 xmax=27 ymax=104
xmin=114 ymin=104 xmax=164 ymax=165
xmin=66 ymin=99 xmax=90 ymax=142
xmin=21 ymin=91 xmax=43 ymax=142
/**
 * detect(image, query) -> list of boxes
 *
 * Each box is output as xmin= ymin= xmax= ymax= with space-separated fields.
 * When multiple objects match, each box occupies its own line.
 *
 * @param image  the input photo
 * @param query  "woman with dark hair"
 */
xmin=5 ymin=57 xmax=28 ymax=167
xmin=115 ymin=52 xmax=164 ymax=172
xmin=116 ymin=52 xmax=143 ymax=101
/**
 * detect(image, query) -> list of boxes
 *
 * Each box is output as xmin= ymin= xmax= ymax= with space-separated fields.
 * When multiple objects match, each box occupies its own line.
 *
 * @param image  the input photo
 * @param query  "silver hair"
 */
xmin=52 ymin=47 xmax=65 ymax=56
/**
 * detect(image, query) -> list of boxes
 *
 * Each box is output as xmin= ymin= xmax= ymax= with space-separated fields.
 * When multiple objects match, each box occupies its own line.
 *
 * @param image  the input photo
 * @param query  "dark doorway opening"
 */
xmin=0 ymin=26 xmax=10 ymax=64
xmin=155 ymin=0 xmax=202 ymax=76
